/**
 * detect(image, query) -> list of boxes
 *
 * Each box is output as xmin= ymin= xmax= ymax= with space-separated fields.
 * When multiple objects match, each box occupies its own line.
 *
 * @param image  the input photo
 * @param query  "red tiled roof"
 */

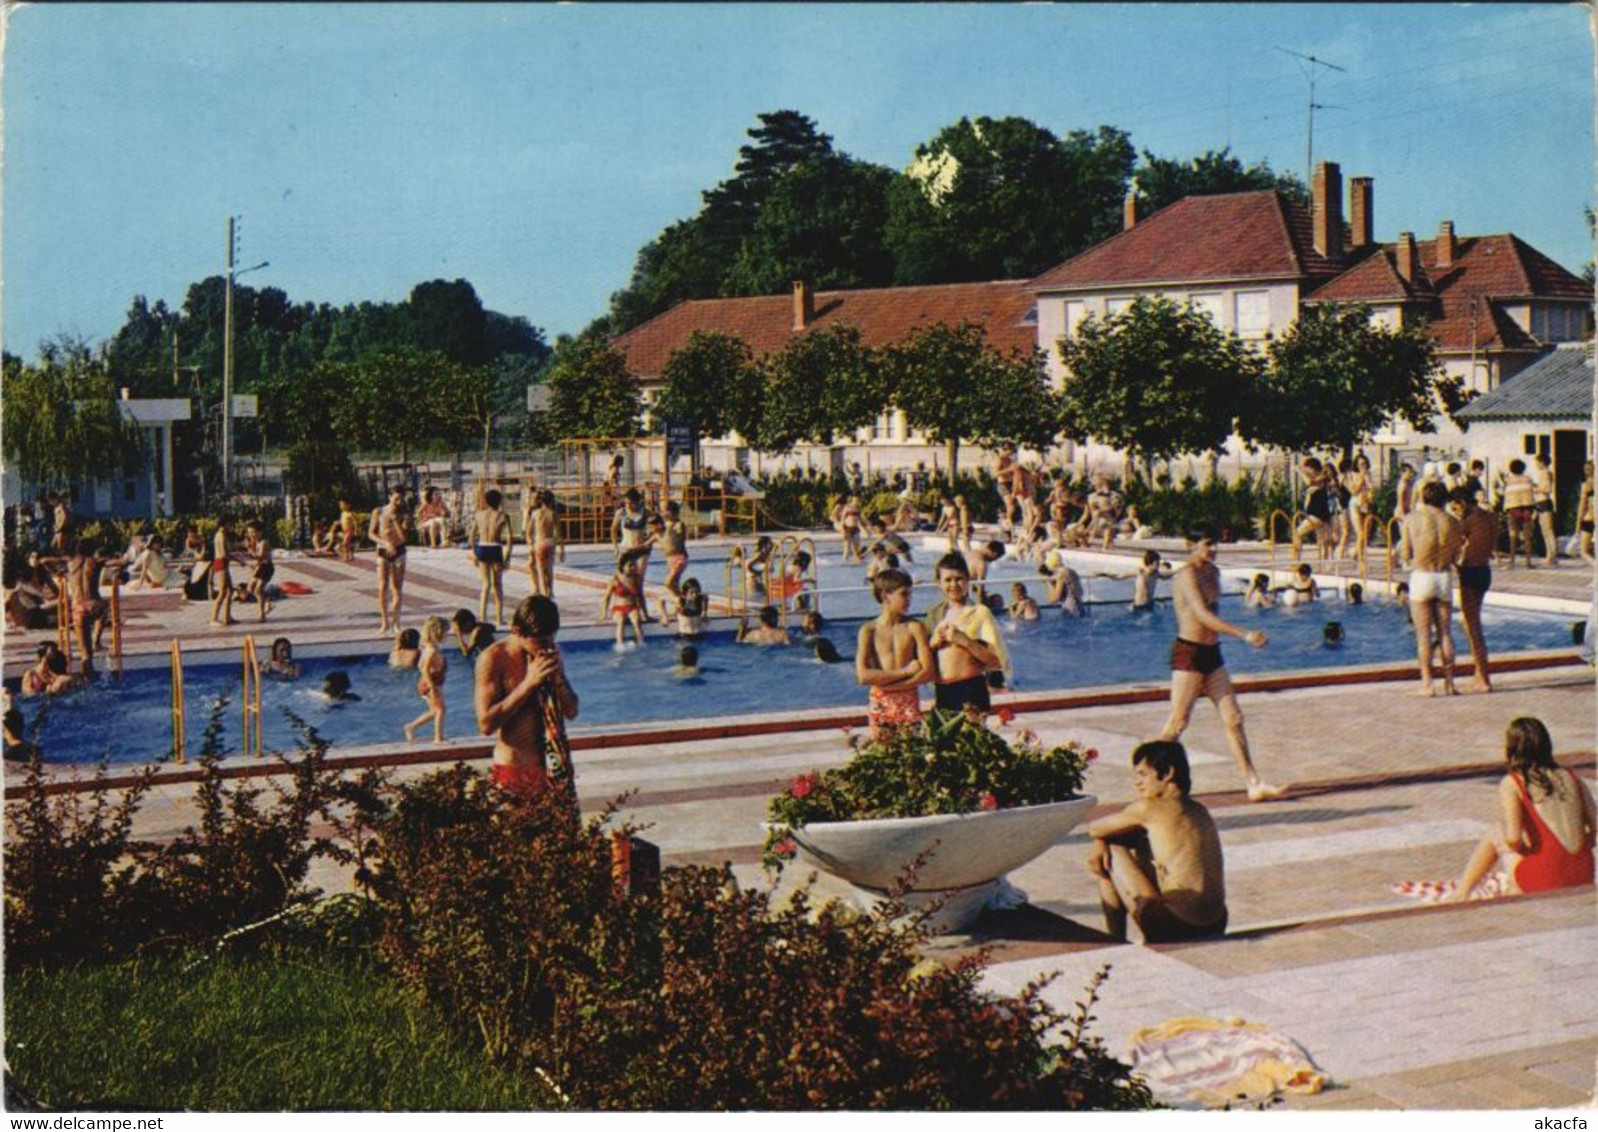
xmin=613 ymin=280 xmax=1037 ymax=379
xmin=1028 ymin=190 xmax=1345 ymax=291
xmin=1307 ymin=233 xmax=1591 ymax=352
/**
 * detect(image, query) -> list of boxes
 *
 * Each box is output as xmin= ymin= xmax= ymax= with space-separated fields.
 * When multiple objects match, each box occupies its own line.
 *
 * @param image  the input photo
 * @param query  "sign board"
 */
xmin=664 ymin=419 xmax=697 ymax=462
xmin=230 ymin=394 xmax=258 ymax=419
xmin=527 ymin=385 xmax=552 ymax=413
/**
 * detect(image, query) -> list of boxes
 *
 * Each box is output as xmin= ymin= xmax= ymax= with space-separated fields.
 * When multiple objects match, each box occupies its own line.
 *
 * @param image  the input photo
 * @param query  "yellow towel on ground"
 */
xmin=1127 ymin=1015 xmax=1328 ymax=1108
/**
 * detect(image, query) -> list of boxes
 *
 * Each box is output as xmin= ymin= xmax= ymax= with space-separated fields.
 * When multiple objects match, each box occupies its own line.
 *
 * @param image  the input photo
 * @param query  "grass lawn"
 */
xmin=5 ymin=949 xmax=553 ymax=1111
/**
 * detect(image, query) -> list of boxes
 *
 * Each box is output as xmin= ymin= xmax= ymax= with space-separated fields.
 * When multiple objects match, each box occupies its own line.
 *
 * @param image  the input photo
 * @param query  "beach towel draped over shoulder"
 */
xmin=1127 ymin=1016 xmax=1327 ymax=1109
xmin=934 ymin=602 xmax=1012 ymax=680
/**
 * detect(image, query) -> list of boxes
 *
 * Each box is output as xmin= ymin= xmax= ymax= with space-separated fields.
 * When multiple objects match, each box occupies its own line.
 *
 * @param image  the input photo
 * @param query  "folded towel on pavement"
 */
xmin=1127 ymin=1015 xmax=1327 ymax=1108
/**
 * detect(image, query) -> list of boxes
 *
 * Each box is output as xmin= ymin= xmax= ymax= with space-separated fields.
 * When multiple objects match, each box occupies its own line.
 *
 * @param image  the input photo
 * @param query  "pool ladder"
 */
xmin=771 ymin=535 xmax=820 ymax=626
xmin=241 ymin=636 xmax=264 ymax=758
xmin=170 ymin=639 xmax=186 ymax=764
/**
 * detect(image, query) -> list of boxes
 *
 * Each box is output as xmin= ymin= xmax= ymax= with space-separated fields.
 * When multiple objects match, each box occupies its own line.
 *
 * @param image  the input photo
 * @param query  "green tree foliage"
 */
xmin=653 ymin=331 xmax=763 ymax=445
xmin=403 ymin=279 xmax=489 ymax=365
xmin=884 ymin=322 xmax=1057 ymax=475
xmin=544 ymin=337 xmax=641 ymax=440
xmin=1056 ymin=296 xmax=1261 ymax=467
xmin=885 ymin=117 xmax=1135 ymax=284
xmin=2 ymin=341 xmax=145 ymax=491
xmin=722 ymin=156 xmax=895 ymax=296
xmin=758 ymin=326 xmax=884 ymax=452
xmin=336 ymin=348 xmax=455 ymax=464
xmin=1133 ymin=147 xmax=1308 ymax=214
xmin=260 ymin=360 xmax=359 ymax=504
xmin=1251 ymin=303 xmax=1462 ymax=455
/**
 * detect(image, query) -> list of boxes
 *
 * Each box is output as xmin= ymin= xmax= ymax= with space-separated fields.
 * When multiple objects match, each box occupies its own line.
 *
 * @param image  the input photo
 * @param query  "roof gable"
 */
xmin=613 ymin=280 xmax=1037 ymax=379
xmin=1028 ymin=190 xmax=1343 ymax=292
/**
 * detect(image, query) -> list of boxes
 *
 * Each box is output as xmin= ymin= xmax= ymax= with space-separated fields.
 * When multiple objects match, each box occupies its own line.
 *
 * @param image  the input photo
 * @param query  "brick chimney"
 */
xmin=1396 ymin=231 xmax=1418 ymax=283
xmin=1437 ymin=220 xmax=1456 ymax=269
xmin=1349 ymin=177 xmax=1373 ymax=250
xmin=1123 ymin=191 xmax=1143 ymax=231
xmin=792 ymin=280 xmax=814 ymax=331
xmin=1312 ymin=161 xmax=1343 ymax=257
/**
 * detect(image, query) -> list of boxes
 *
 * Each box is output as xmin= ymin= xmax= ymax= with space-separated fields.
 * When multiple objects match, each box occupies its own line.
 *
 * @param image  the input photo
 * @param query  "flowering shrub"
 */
xmin=763 ymin=709 xmax=1095 ymax=868
xmin=371 ymin=764 xmax=1153 ymax=1110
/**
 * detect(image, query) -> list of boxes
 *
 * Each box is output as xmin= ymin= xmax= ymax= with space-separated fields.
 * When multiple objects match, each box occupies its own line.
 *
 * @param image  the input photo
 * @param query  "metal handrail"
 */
xmin=722 ymin=544 xmax=749 ymax=619
xmin=241 ymin=636 xmax=263 ymax=758
xmin=108 ymin=576 xmax=123 ymax=674
xmin=770 ymin=536 xmax=820 ymax=625
xmin=171 ymin=639 xmax=186 ymax=764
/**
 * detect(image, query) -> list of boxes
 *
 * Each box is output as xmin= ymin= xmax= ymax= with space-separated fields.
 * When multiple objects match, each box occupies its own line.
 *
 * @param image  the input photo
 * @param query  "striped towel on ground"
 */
xmin=1127 ymin=1016 xmax=1328 ymax=1109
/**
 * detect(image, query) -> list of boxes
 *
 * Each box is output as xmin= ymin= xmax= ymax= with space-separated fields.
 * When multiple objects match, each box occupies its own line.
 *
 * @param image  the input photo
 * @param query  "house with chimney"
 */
xmin=612 ymin=278 xmax=1036 ymax=472
xmin=611 ymin=160 xmax=1591 ymax=479
xmin=1031 ymin=160 xmax=1593 ymax=472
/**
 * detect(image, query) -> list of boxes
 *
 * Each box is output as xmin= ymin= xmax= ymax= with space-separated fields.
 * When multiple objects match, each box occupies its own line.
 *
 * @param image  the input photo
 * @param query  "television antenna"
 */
xmin=1276 ymin=47 xmax=1346 ymax=184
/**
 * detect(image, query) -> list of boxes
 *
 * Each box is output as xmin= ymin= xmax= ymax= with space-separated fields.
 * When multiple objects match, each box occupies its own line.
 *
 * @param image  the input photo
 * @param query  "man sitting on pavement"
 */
xmin=1085 ymin=740 xmax=1229 ymax=943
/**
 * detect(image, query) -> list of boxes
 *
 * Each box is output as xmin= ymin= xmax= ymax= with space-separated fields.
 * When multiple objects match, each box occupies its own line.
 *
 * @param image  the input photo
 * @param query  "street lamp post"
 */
xmin=221 ymin=215 xmax=268 ymax=493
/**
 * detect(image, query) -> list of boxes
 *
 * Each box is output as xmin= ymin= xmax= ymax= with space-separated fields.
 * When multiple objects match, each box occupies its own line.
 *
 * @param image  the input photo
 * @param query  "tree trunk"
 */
xmin=946 ymin=438 xmax=960 ymax=481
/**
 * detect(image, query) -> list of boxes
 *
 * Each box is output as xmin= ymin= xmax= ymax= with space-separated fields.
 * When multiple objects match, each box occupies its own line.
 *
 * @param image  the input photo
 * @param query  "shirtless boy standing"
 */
xmin=855 ymin=567 xmax=933 ymax=736
xmin=1086 ymin=740 xmax=1228 ymax=942
xmin=1452 ymin=485 xmax=1499 ymax=694
xmin=924 ymin=552 xmax=1007 ymax=714
xmin=469 ymin=489 xmax=513 ymax=624
xmin=1402 ymin=480 xmax=1465 ymax=697
xmin=475 ymin=594 xmax=579 ymax=799
xmin=1159 ymin=525 xmax=1283 ymax=802
xmin=371 ymin=486 xmax=409 ymax=636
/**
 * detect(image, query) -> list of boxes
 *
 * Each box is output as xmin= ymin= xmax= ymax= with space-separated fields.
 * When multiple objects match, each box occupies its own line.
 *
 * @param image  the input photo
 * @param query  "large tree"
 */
xmin=2 ymin=341 xmax=146 ymax=492
xmin=653 ymin=331 xmax=763 ymax=447
xmin=337 ymin=348 xmax=456 ymax=464
xmin=885 ymin=117 xmax=1135 ymax=284
xmin=1133 ymin=148 xmax=1308 ymax=215
xmin=1249 ymin=303 xmax=1464 ymax=456
xmin=404 ymin=278 xmax=489 ymax=365
xmin=758 ymin=326 xmax=883 ymax=452
xmin=1055 ymin=296 xmax=1261 ymax=473
xmin=544 ymin=337 xmax=641 ymax=440
xmin=884 ymin=322 xmax=1056 ymax=476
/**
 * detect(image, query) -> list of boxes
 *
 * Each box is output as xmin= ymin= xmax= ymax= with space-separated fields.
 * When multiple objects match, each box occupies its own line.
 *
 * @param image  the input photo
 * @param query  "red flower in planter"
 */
xmin=1085 ymin=747 xmax=1100 ymax=763
xmin=995 ymin=707 xmax=1016 ymax=725
xmin=978 ymin=792 xmax=1000 ymax=811
xmin=790 ymin=774 xmax=817 ymax=799
xmin=772 ymin=838 xmax=798 ymax=857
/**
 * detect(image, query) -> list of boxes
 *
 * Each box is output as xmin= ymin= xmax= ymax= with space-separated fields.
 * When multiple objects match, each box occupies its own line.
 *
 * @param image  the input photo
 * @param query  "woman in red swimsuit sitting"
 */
xmin=1448 ymin=716 xmax=1595 ymax=901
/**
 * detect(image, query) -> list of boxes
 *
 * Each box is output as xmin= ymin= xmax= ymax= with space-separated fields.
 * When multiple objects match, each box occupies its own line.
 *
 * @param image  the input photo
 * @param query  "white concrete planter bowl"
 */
xmin=780 ymin=796 xmax=1097 ymax=931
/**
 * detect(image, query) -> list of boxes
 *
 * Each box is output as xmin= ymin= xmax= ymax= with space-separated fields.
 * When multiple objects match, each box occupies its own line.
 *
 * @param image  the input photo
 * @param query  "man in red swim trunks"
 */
xmin=1159 ymin=526 xmax=1284 ymax=803
xmin=475 ymin=594 xmax=579 ymax=799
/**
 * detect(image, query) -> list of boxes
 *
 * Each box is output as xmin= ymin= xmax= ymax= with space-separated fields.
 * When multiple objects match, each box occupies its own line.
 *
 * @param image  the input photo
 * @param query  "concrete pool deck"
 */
xmin=4 ymin=534 xmax=1595 ymax=1109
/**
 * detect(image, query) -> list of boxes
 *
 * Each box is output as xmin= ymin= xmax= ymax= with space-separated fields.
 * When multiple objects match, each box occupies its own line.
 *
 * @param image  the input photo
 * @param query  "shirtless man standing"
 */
xmin=994 ymin=442 xmax=1019 ymax=536
xmin=475 ymin=594 xmax=579 ymax=799
xmin=1452 ymin=486 xmax=1499 ymax=694
xmin=924 ymin=552 xmax=1007 ymax=715
xmin=371 ymin=486 xmax=409 ymax=636
xmin=1402 ymin=480 xmax=1465 ymax=697
xmin=1085 ymin=740 xmax=1229 ymax=942
xmin=469 ymin=489 xmax=513 ymax=624
xmin=856 ymin=567 xmax=934 ymax=737
xmin=1532 ymin=453 xmax=1559 ymax=566
xmin=1158 ymin=525 xmax=1283 ymax=802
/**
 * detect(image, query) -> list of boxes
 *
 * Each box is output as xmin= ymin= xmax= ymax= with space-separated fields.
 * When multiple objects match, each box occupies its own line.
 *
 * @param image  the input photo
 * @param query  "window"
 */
xmin=1063 ymin=300 xmax=1089 ymax=338
xmin=1236 ymin=291 xmax=1270 ymax=338
xmin=1105 ymin=297 xmax=1134 ymax=317
xmin=1187 ymin=293 xmax=1223 ymax=326
xmin=1523 ymin=433 xmax=1551 ymax=459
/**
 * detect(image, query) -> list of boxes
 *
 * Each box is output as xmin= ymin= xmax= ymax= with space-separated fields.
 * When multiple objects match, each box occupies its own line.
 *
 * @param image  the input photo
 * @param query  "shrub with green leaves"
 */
xmin=763 ymin=710 xmax=1095 ymax=868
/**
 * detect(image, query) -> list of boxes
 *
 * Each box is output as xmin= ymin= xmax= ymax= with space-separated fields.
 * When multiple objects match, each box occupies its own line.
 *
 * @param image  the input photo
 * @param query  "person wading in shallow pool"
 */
xmin=1159 ymin=526 xmax=1285 ymax=803
xmin=475 ymin=594 xmax=579 ymax=799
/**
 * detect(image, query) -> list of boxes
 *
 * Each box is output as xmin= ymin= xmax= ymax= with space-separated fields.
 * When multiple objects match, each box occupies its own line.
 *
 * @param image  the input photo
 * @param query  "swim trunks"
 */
xmin=491 ymin=760 xmax=550 ymax=798
xmin=934 ymin=674 xmax=991 ymax=713
xmin=377 ymin=545 xmax=406 ymax=563
xmin=1507 ymin=507 xmax=1533 ymax=523
xmin=1457 ymin=564 xmax=1492 ymax=593
xmin=1581 ymin=520 xmax=1595 ymax=534
xmin=1170 ymin=638 xmax=1224 ymax=676
xmin=255 ymin=562 xmax=276 ymax=584
xmin=1535 ymin=499 xmax=1554 ymax=514
xmin=474 ymin=544 xmax=504 ymax=566
xmin=868 ymin=686 xmax=922 ymax=732
xmin=1408 ymin=568 xmax=1453 ymax=603
xmin=1135 ymin=899 xmax=1228 ymax=944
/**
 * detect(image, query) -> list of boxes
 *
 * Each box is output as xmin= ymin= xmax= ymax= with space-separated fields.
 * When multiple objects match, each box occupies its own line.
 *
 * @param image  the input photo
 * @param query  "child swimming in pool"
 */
xmin=389 ymin=627 xmax=421 ymax=668
xmin=671 ymin=577 xmax=708 ymax=638
xmin=1131 ymin=550 xmax=1168 ymax=611
xmin=1008 ymin=583 xmax=1040 ymax=621
xmin=737 ymin=605 xmax=790 ymax=646
xmin=1289 ymin=563 xmax=1320 ymax=603
xmin=673 ymin=644 xmax=701 ymax=678
xmin=267 ymin=637 xmax=301 ymax=680
xmin=1245 ymin=573 xmax=1276 ymax=609
xmin=403 ymin=616 xmax=448 ymax=742
xmin=746 ymin=536 xmax=776 ymax=594
xmin=322 ymin=671 xmax=360 ymax=704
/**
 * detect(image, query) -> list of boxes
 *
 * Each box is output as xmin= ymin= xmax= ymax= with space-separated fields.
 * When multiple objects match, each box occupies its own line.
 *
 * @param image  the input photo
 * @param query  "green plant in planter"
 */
xmin=763 ymin=709 xmax=1096 ymax=868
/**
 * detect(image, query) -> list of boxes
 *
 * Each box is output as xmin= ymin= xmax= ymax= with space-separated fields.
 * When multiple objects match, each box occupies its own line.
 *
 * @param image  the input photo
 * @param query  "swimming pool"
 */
xmin=13 ymin=590 xmax=1578 ymax=765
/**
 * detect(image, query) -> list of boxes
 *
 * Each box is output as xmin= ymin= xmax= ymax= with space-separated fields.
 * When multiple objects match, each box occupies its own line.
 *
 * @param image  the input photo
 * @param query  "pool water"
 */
xmin=13 ymin=593 xmax=1576 ymax=765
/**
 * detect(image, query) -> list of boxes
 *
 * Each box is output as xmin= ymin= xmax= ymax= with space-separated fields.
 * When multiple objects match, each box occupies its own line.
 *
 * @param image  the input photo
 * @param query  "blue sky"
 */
xmin=3 ymin=3 xmax=1592 ymax=358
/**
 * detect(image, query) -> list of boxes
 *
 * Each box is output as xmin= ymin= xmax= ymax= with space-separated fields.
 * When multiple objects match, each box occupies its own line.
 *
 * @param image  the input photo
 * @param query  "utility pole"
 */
xmin=1276 ymin=47 xmax=1346 ymax=184
xmin=221 ymin=216 xmax=268 ymax=493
